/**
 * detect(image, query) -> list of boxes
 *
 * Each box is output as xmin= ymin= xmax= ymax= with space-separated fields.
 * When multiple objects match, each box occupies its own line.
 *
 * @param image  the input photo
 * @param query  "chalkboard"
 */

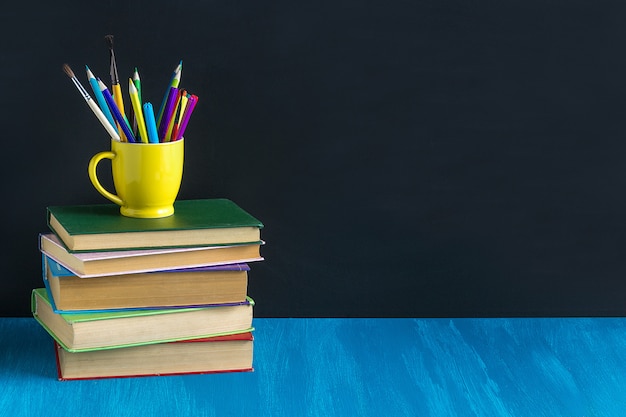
xmin=2 ymin=0 xmax=626 ymax=317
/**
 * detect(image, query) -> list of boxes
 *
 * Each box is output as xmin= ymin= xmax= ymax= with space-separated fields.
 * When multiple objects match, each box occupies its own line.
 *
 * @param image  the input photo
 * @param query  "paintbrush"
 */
xmin=62 ymin=63 xmax=120 ymax=141
xmin=104 ymin=34 xmax=127 ymax=141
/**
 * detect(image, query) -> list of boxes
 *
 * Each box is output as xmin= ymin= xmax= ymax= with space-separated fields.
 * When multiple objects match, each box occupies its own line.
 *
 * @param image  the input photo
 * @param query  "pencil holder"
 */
xmin=88 ymin=139 xmax=184 ymax=218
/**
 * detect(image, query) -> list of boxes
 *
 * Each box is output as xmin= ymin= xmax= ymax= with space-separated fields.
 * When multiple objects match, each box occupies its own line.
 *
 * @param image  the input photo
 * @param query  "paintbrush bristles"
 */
xmin=62 ymin=63 xmax=75 ymax=79
xmin=104 ymin=34 xmax=114 ymax=49
xmin=63 ymin=63 xmax=90 ymax=99
xmin=105 ymin=34 xmax=120 ymax=84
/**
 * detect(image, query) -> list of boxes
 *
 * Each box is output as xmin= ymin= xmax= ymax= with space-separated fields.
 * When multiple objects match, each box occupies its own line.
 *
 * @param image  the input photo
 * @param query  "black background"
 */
xmin=2 ymin=1 xmax=626 ymax=317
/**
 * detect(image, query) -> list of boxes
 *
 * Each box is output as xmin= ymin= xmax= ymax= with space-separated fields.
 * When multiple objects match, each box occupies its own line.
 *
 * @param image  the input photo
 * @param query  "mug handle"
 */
xmin=88 ymin=151 xmax=124 ymax=206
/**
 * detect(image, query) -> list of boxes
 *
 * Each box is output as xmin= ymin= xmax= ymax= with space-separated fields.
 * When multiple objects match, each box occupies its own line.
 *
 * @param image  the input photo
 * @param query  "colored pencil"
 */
xmin=156 ymin=61 xmax=182 ymax=127
xmin=163 ymin=89 xmax=183 ymax=142
xmin=62 ymin=64 xmax=120 ymax=141
xmin=85 ymin=66 xmax=117 ymax=133
xmin=132 ymin=67 xmax=142 ymax=102
xmin=175 ymin=94 xmax=198 ymax=141
xmin=158 ymin=86 xmax=179 ymax=141
xmin=131 ymin=67 xmax=141 ymax=136
xmin=170 ymin=91 xmax=189 ymax=142
xmin=128 ymin=78 xmax=149 ymax=143
xmin=98 ymin=78 xmax=136 ymax=143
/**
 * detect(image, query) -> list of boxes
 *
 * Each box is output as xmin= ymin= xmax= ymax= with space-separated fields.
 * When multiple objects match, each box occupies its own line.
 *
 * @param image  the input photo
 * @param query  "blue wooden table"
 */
xmin=2 ymin=317 xmax=626 ymax=416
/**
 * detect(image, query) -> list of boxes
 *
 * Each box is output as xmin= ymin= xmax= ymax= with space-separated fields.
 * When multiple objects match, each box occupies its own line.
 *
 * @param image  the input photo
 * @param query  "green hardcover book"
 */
xmin=47 ymin=198 xmax=264 ymax=252
xmin=31 ymin=288 xmax=255 ymax=353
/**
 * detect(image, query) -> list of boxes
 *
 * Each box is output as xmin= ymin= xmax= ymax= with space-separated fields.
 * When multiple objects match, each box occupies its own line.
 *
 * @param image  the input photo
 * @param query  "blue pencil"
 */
xmin=98 ymin=78 xmax=136 ymax=143
xmin=86 ymin=66 xmax=117 ymax=133
xmin=143 ymin=102 xmax=160 ymax=143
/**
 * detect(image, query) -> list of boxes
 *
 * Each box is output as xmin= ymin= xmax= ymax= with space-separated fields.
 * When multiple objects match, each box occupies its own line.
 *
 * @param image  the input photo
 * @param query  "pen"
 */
xmin=86 ymin=66 xmax=117 ymax=133
xmin=128 ymin=78 xmax=149 ymax=143
xmin=98 ymin=78 xmax=136 ymax=143
xmin=62 ymin=64 xmax=120 ymax=141
xmin=143 ymin=102 xmax=160 ymax=144
xmin=156 ymin=60 xmax=182 ymax=127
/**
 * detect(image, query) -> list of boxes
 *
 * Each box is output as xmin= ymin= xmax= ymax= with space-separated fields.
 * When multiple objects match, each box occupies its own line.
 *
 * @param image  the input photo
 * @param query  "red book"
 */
xmin=54 ymin=332 xmax=254 ymax=381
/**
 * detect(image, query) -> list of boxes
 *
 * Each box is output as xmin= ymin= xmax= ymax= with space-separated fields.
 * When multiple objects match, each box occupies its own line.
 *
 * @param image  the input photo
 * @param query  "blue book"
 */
xmin=42 ymin=255 xmax=251 ymax=313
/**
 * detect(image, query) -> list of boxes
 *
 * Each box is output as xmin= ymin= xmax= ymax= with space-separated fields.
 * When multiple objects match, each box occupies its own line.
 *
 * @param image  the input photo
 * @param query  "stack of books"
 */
xmin=31 ymin=198 xmax=264 ymax=380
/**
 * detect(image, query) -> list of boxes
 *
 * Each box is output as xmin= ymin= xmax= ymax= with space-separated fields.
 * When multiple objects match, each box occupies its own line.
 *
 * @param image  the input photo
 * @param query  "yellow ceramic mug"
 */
xmin=88 ymin=139 xmax=184 ymax=218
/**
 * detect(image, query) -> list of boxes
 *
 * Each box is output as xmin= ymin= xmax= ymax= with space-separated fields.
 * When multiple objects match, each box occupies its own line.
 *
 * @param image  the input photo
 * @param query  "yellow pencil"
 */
xmin=128 ymin=79 xmax=149 ymax=143
xmin=170 ymin=91 xmax=189 ymax=141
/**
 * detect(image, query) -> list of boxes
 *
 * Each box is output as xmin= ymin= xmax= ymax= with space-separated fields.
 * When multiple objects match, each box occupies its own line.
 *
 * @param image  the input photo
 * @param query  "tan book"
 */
xmin=40 ymin=233 xmax=263 ymax=278
xmin=54 ymin=333 xmax=254 ymax=380
xmin=31 ymin=288 xmax=254 ymax=352
xmin=43 ymin=255 xmax=250 ymax=311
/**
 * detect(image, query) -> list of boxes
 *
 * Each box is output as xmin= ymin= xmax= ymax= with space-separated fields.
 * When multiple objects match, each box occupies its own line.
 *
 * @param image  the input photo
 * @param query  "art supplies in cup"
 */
xmin=63 ymin=34 xmax=199 ymax=217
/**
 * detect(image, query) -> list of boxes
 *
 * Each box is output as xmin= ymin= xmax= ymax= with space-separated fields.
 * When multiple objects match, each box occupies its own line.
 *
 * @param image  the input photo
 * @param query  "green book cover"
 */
xmin=31 ymin=288 xmax=255 ymax=352
xmin=47 ymin=198 xmax=264 ymax=252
